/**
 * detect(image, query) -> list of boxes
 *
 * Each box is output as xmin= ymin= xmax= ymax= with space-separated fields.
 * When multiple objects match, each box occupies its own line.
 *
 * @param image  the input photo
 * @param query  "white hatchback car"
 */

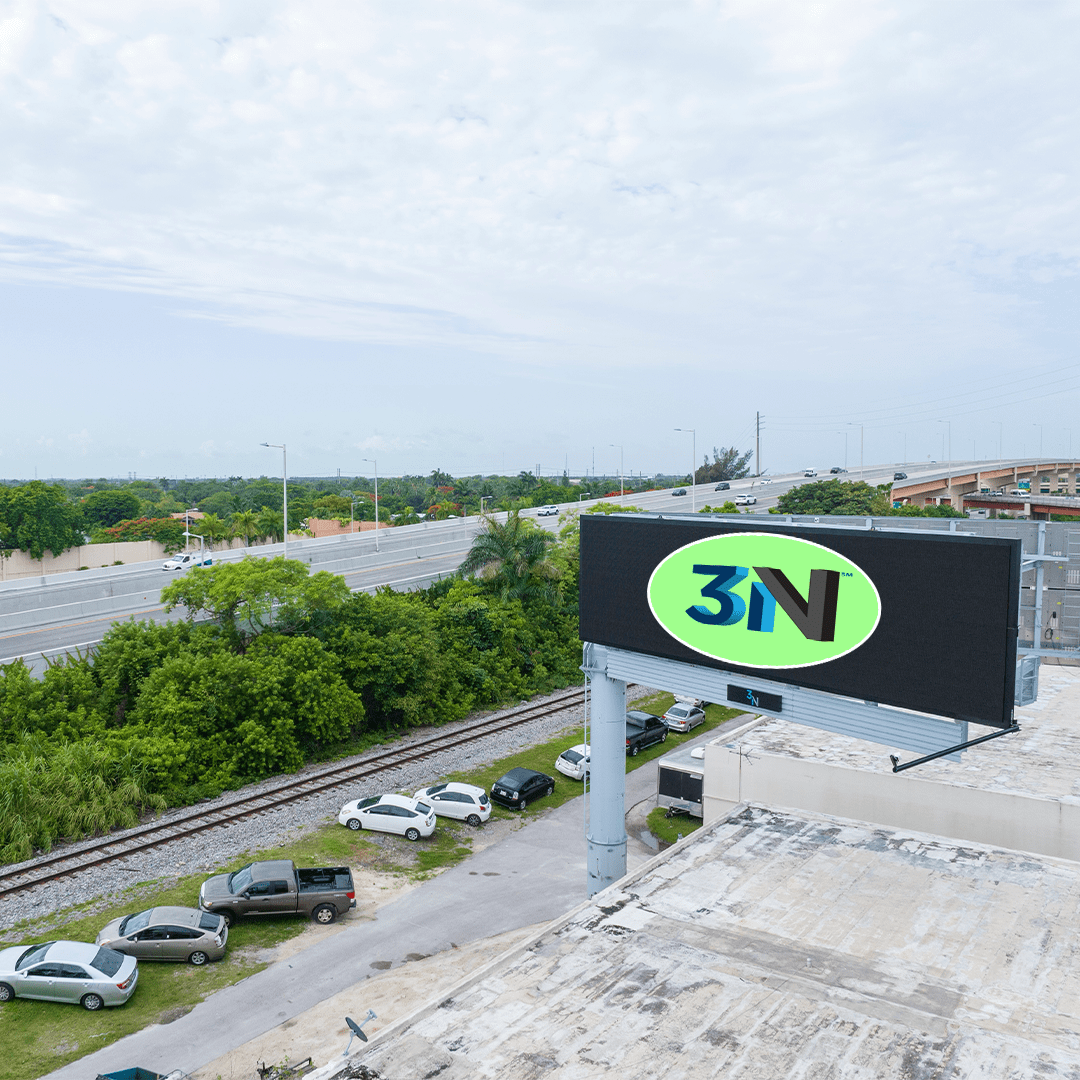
xmin=555 ymin=743 xmax=591 ymax=780
xmin=337 ymin=794 xmax=436 ymax=840
xmin=734 ymin=494 xmax=757 ymax=505
xmin=413 ymin=783 xmax=491 ymax=826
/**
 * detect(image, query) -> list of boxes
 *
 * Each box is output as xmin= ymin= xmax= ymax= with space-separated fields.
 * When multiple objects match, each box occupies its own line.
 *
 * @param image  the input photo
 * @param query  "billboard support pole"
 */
xmin=889 ymin=725 xmax=1020 ymax=773
xmin=581 ymin=643 xmax=627 ymax=897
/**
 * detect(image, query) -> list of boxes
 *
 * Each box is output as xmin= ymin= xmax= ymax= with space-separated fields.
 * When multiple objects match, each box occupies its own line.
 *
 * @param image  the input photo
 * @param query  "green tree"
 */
xmin=230 ymin=510 xmax=260 ymax=545
xmin=695 ymin=446 xmax=755 ymax=485
xmin=0 ymin=482 xmax=84 ymax=559
xmin=256 ymin=508 xmax=284 ymax=542
xmin=458 ymin=510 xmax=559 ymax=602
xmin=197 ymin=513 xmax=230 ymax=545
xmin=160 ymin=557 xmax=350 ymax=648
xmin=82 ymin=489 xmax=142 ymax=529
xmin=775 ymin=480 xmax=894 ymax=516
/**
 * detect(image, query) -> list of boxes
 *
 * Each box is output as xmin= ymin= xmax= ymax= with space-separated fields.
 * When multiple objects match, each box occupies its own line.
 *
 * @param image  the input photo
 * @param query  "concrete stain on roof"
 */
xmin=350 ymin=805 xmax=1080 ymax=1079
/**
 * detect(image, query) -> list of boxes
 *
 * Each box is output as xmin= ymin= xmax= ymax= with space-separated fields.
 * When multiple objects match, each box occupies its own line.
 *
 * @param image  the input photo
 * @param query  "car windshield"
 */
xmin=667 ymin=707 xmax=688 ymax=718
xmin=496 ymin=768 xmax=530 ymax=787
xmin=119 ymin=909 xmax=153 ymax=936
xmin=16 ymin=943 xmax=54 ymax=970
xmin=228 ymin=866 xmax=254 ymax=894
xmin=198 ymin=913 xmax=220 ymax=931
xmin=92 ymin=947 xmax=124 ymax=977
xmin=561 ymin=750 xmax=584 ymax=764
xmin=425 ymin=784 xmax=447 ymax=796
xmin=416 ymin=802 xmax=432 ymax=814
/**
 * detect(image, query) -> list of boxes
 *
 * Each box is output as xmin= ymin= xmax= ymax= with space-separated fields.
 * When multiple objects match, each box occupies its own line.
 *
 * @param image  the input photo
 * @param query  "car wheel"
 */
xmin=219 ymin=910 xmax=236 ymax=928
xmin=518 ymin=797 xmax=528 ymax=810
xmin=631 ymin=745 xmax=639 ymax=757
xmin=0 ymin=982 xmax=13 ymax=1003
xmin=346 ymin=818 xmax=362 ymax=831
xmin=545 ymin=785 xmax=554 ymax=797
xmin=466 ymin=813 xmax=481 ymax=827
xmin=81 ymin=993 xmax=105 ymax=1012
xmin=313 ymin=904 xmax=337 ymax=925
xmin=661 ymin=732 xmax=667 ymax=742
xmin=405 ymin=827 xmax=421 ymax=841
xmin=188 ymin=951 xmax=209 ymax=966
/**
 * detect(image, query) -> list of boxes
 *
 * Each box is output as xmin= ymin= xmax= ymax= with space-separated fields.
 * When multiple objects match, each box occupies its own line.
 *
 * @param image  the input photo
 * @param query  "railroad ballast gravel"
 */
xmin=1 ymin=685 xmax=659 ymax=931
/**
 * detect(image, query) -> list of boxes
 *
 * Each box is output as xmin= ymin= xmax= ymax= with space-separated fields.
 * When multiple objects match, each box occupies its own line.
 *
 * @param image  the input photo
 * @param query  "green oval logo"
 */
xmin=647 ymin=532 xmax=881 ymax=669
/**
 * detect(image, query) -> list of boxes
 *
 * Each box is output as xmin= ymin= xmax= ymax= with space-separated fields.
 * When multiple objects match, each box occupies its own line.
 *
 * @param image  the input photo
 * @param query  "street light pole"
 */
xmin=674 ymin=428 xmax=696 ymax=512
xmin=260 ymin=442 xmax=287 ymax=559
xmin=610 ymin=444 xmax=623 ymax=498
xmin=480 ymin=495 xmax=490 ymax=516
xmin=363 ymin=458 xmax=379 ymax=552
xmin=937 ymin=420 xmax=952 ymax=507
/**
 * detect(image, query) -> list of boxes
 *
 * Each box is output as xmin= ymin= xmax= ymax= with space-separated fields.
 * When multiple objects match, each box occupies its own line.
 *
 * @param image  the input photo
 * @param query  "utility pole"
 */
xmin=756 ymin=411 xmax=761 ymax=475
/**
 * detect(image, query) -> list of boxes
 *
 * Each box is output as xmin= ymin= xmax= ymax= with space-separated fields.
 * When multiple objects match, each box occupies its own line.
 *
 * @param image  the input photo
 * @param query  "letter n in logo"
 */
xmin=753 ymin=567 xmax=840 ymax=642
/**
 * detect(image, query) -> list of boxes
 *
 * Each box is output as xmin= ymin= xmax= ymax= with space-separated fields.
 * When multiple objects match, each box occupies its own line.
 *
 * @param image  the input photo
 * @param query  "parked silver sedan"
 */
xmin=662 ymin=702 xmax=707 ymax=732
xmin=96 ymin=906 xmax=228 ymax=966
xmin=0 ymin=940 xmax=138 ymax=1010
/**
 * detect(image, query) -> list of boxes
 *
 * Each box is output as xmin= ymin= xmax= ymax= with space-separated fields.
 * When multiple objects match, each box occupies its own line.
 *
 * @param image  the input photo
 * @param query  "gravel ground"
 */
xmin=1 ymin=684 xmax=660 ymax=933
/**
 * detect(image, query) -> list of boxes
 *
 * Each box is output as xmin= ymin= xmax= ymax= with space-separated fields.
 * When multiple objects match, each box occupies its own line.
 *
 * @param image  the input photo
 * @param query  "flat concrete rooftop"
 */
xmin=736 ymin=664 xmax=1080 ymax=803
xmin=339 ymin=803 xmax=1080 ymax=1079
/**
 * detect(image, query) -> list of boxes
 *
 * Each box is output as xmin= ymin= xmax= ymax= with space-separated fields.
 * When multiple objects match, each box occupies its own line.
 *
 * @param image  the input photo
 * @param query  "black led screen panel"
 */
xmin=579 ymin=515 xmax=1021 ymax=728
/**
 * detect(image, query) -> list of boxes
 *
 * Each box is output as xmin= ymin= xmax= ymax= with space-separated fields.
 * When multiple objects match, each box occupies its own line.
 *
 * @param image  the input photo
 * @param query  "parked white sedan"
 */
xmin=337 ymin=794 xmax=436 ymax=840
xmin=555 ymin=744 xmax=591 ymax=780
xmin=413 ymin=783 xmax=491 ymax=826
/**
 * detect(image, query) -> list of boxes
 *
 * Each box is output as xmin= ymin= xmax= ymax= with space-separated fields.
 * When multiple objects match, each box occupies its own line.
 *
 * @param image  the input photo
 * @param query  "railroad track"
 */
xmin=0 ymin=684 xmax=597 ymax=902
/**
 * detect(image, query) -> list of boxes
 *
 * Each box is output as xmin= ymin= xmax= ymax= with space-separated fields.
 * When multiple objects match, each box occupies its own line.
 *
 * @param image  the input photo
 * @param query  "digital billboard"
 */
xmin=579 ymin=515 xmax=1021 ymax=729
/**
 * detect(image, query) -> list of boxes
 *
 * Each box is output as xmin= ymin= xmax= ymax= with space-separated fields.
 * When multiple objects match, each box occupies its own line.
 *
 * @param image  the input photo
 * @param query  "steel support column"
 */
xmin=581 ymin=643 xmax=627 ymax=896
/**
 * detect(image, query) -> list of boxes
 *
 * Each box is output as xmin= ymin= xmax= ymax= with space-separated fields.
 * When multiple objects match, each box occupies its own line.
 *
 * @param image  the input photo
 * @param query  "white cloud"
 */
xmin=1 ymin=1 xmax=1079 ymax=475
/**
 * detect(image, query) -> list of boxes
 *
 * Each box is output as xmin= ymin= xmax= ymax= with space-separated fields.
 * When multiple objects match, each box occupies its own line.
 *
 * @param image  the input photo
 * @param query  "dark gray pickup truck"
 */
xmin=625 ymin=710 xmax=668 ymax=756
xmin=198 ymin=860 xmax=356 ymax=926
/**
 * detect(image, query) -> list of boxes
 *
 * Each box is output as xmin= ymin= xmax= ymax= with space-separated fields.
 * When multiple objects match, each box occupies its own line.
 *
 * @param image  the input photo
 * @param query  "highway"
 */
xmin=0 ymin=460 xmax=984 ymax=675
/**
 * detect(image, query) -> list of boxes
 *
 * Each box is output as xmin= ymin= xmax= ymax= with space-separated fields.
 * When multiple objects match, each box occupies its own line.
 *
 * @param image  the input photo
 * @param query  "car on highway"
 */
xmin=537 ymin=505 xmax=559 ymax=516
xmin=412 ymin=782 xmax=491 ymax=826
xmin=490 ymin=768 xmax=555 ymax=810
xmin=893 ymin=471 xmax=908 ymax=481
xmin=162 ymin=551 xmax=212 ymax=571
xmin=734 ymin=494 xmax=757 ymax=505
xmin=829 ymin=467 xmax=847 ymax=474
xmin=662 ymin=702 xmax=707 ymax=733
xmin=672 ymin=488 xmax=687 ymax=497
xmin=804 ymin=468 xmax=817 ymax=477
xmin=1008 ymin=488 xmax=1028 ymax=496
xmin=95 ymin=907 xmax=227 ymax=966
xmin=714 ymin=482 xmax=730 ymax=491
xmin=337 ymin=794 xmax=436 ymax=840
xmin=759 ymin=478 xmax=773 ymax=484
xmin=555 ymin=744 xmax=591 ymax=780
xmin=0 ymin=940 xmax=138 ymax=1010
xmin=625 ymin=711 xmax=668 ymax=756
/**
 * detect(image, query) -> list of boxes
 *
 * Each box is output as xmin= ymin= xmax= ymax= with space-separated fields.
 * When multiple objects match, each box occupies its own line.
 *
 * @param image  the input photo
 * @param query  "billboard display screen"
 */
xmin=579 ymin=515 xmax=1021 ymax=728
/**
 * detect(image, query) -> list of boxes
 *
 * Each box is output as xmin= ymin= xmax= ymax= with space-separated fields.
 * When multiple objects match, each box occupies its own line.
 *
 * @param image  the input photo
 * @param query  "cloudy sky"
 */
xmin=2 ymin=0 xmax=1079 ymax=481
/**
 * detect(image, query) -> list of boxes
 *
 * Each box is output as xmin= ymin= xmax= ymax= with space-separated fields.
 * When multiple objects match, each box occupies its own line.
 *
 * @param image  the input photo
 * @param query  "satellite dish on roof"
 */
xmin=342 ymin=1009 xmax=378 ymax=1056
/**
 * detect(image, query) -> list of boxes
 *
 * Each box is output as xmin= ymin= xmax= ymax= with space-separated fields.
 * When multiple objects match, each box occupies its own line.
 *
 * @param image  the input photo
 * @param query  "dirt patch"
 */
xmin=159 ymin=1004 xmax=194 ymax=1024
xmin=193 ymin=925 xmax=540 ymax=1080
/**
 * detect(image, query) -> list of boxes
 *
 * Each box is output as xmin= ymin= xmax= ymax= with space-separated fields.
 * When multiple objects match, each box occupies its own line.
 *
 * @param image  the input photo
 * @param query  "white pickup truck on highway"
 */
xmin=162 ymin=551 xmax=212 ymax=571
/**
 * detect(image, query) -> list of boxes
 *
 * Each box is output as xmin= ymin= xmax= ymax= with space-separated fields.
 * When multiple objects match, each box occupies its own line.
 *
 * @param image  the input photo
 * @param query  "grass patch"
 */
xmin=646 ymin=806 xmax=703 ymax=846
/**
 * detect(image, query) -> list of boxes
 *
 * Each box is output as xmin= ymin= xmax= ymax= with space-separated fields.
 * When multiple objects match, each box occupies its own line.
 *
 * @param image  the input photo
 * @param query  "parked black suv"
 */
xmin=625 ymin=711 xmax=668 ymax=756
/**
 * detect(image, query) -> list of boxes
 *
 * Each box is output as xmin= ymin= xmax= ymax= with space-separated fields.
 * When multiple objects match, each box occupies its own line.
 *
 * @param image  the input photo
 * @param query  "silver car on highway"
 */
xmin=0 ymin=940 xmax=138 ymax=1010
xmin=96 ymin=906 xmax=228 ymax=965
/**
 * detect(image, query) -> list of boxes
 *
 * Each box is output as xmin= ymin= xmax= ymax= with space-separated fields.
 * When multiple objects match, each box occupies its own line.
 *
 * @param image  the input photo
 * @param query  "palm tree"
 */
xmin=458 ymin=510 xmax=559 ymax=601
xmin=199 ymin=513 xmax=229 ymax=546
xmin=256 ymin=508 xmax=284 ymax=543
xmin=230 ymin=510 xmax=260 ymax=546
